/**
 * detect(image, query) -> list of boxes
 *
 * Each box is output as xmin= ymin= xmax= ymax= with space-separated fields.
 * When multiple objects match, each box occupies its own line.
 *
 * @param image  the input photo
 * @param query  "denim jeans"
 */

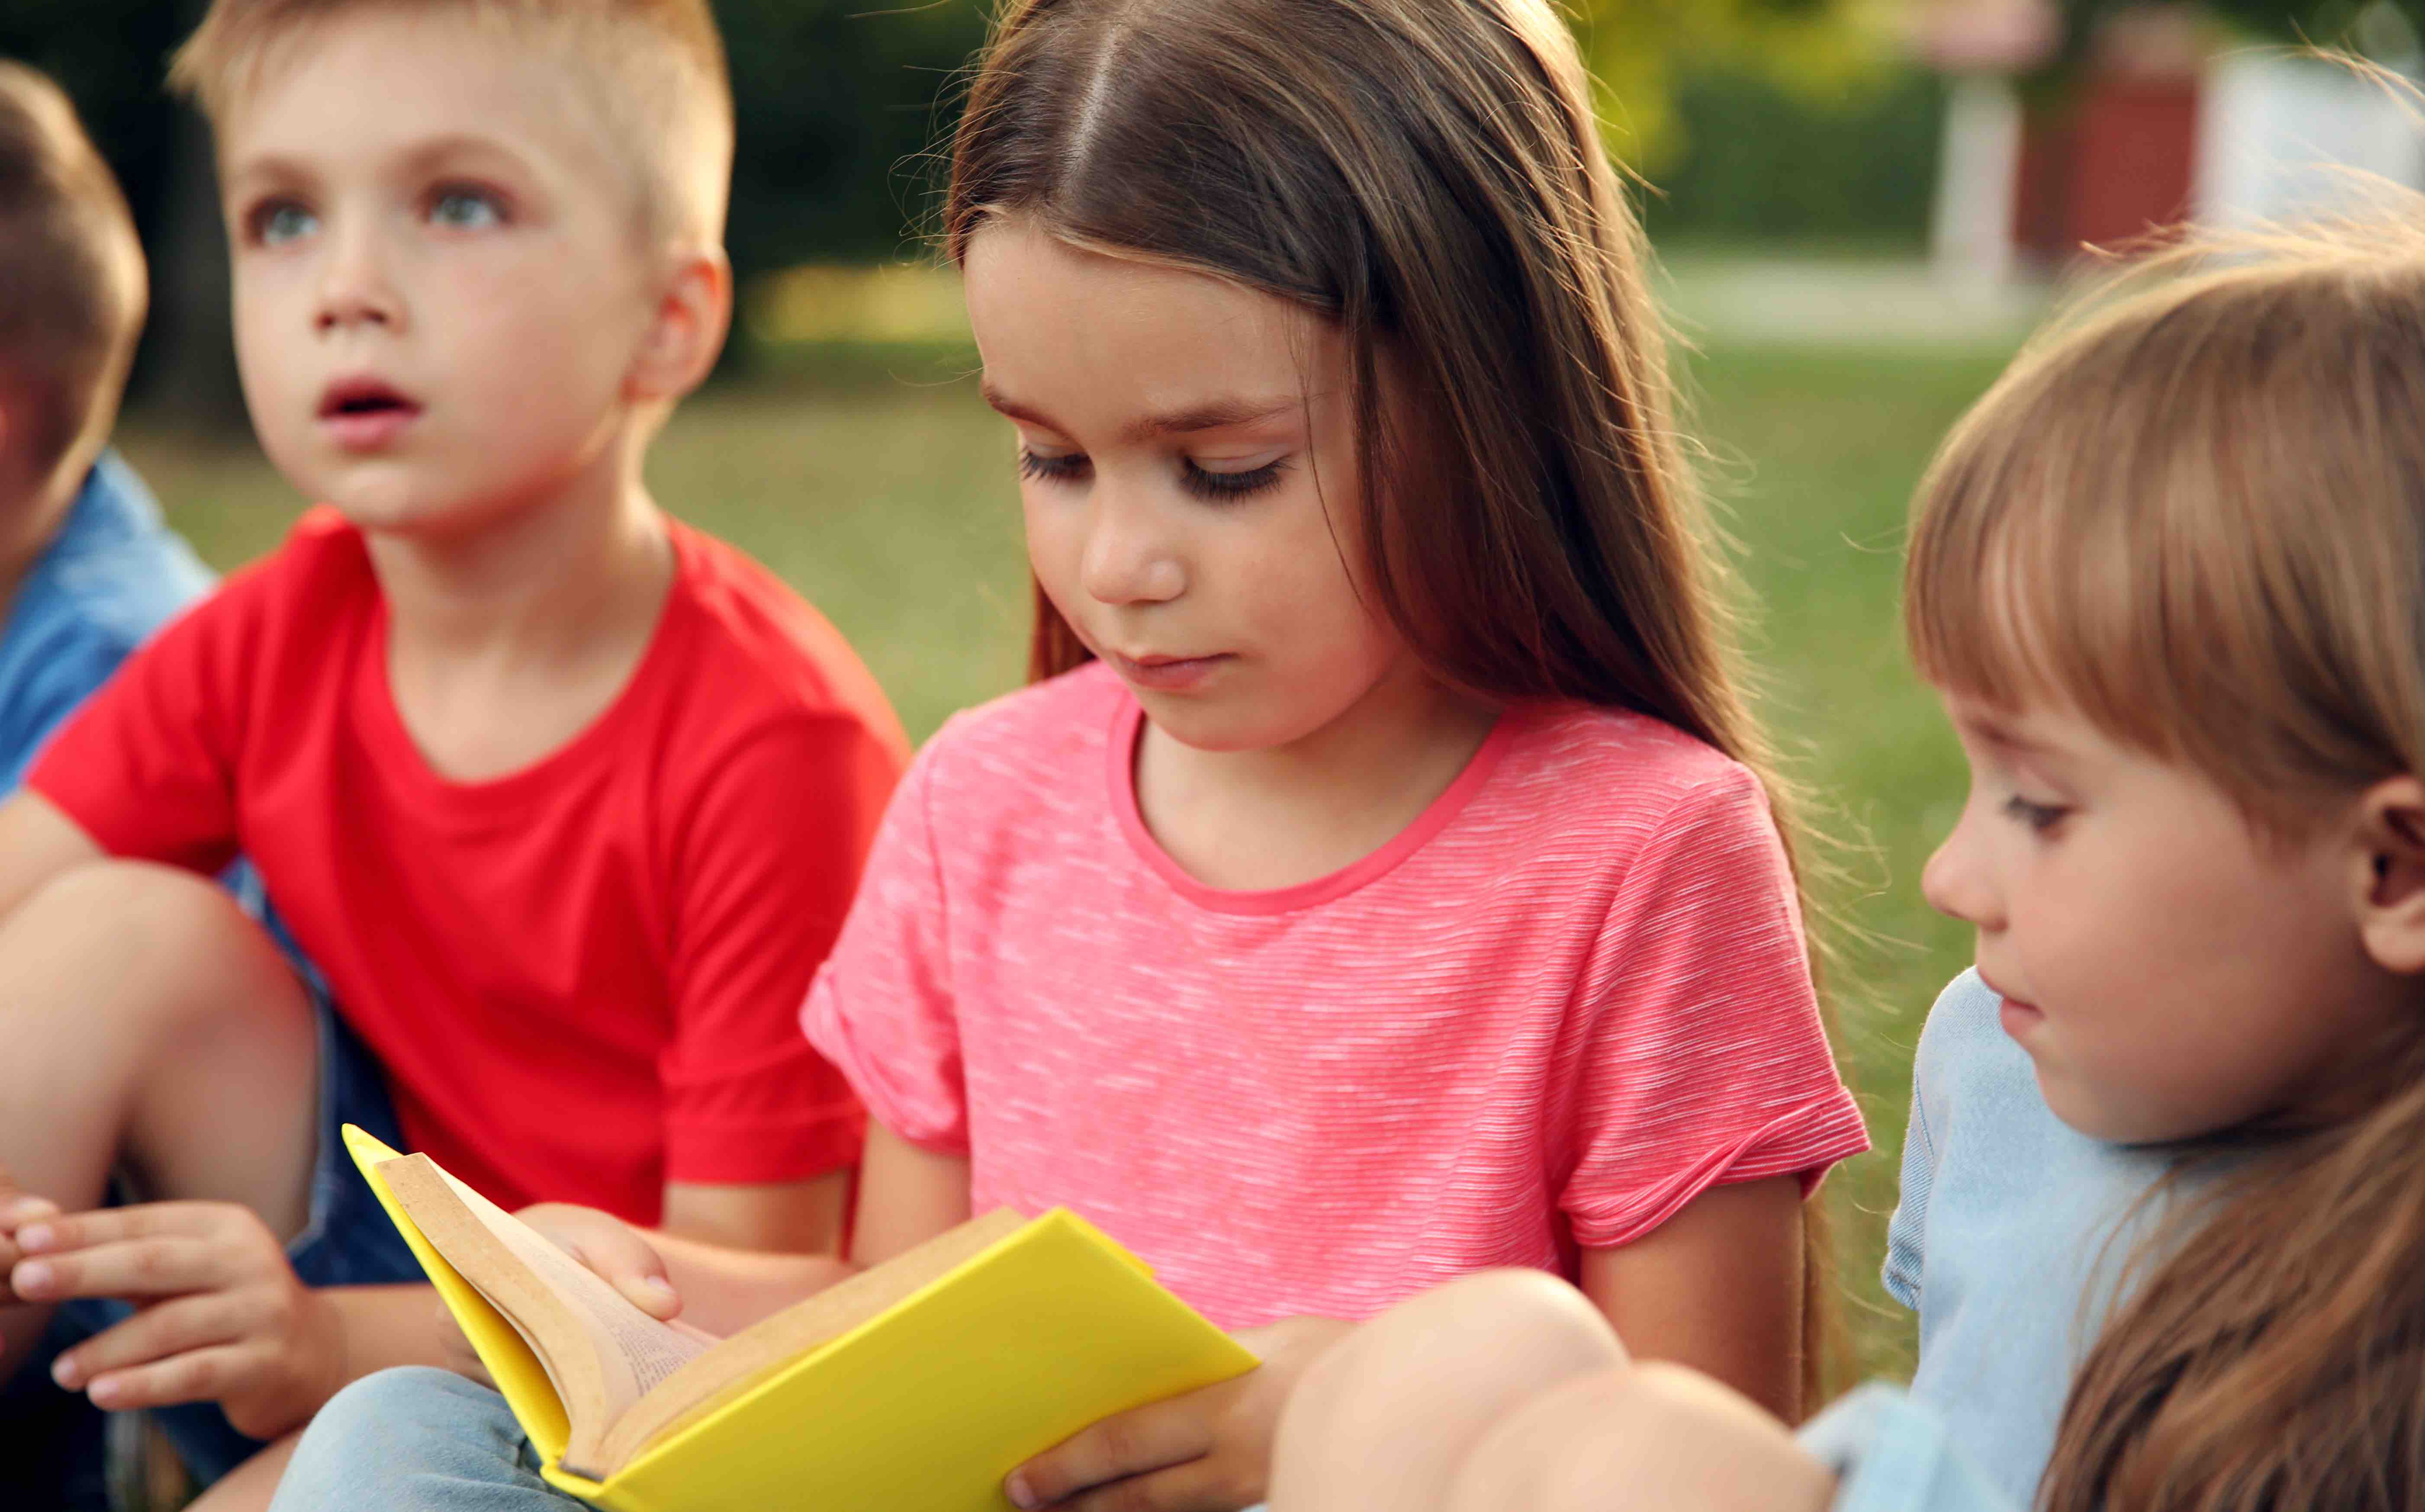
xmin=270 ymin=1369 xmax=577 ymax=1512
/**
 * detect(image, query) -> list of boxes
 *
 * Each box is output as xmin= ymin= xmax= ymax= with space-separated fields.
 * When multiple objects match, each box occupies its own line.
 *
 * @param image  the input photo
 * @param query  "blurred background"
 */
xmin=6 ymin=0 xmax=2422 ymax=1407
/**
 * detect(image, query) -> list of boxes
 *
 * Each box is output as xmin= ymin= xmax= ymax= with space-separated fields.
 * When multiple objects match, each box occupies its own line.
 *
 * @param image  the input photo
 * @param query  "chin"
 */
xmin=1128 ymin=694 xmax=1285 ymax=754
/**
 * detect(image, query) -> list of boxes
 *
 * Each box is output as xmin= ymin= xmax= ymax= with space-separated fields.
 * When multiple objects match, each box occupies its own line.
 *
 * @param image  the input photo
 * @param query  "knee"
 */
xmin=1273 ymin=1272 xmax=1624 ymax=1512
xmin=3 ymin=861 xmax=287 ymax=1020
xmin=1292 ymin=1270 xmax=1620 ymax=1431
xmin=277 ymin=1369 xmax=524 ymax=1507
xmin=1445 ymin=1364 xmax=1831 ymax=1512
xmin=17 ymin=860 xmax=254 ymax=958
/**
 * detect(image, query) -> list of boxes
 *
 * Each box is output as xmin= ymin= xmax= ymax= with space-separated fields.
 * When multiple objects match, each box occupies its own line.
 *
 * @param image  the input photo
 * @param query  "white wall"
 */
xmin=2196 ymin=52 xmax=2425 ymax=230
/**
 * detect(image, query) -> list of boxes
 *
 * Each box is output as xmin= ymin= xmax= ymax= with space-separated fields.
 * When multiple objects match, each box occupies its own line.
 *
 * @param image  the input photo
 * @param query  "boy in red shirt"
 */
xmin=0 ymin=0 xmax=907 ymax=1502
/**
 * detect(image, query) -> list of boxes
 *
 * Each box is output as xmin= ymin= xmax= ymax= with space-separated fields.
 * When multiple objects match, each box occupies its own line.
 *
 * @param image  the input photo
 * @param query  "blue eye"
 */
xmin=251 ymin=199 xmax=318 ymax=246
xmin=2001 ymin=795 xmax=2069 ymax=833
xmin=428 ymin=187 xmax=505 ymax=230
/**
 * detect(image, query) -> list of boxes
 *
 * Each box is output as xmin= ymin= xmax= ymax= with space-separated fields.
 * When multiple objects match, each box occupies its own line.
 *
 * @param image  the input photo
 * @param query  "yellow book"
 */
xmin=342 ymin=1126 xmax=1259 ymax=1512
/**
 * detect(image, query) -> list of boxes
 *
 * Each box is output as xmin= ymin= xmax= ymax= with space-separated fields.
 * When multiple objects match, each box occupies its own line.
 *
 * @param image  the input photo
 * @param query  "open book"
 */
xmin=343 ymin=1126 xmax=1259 ymax=1512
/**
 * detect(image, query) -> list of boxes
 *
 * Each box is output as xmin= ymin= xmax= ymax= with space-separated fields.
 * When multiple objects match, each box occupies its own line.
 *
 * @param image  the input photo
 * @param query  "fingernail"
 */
xmin=15 ymin=1224 xmax=52 ymax=1251
xmin=13 ymin=1260 xmax=51 ymax=1293
xmin=1005 ymin=1473 xmax=1037 ymax=1509
xmin=50 ymin=1356 xmax=79 ymax=1389
xmin=643 ymin=1277 xmax=677 ymax=1297
xmin=2 ymin=1198 xmax=49 ymax=1222
xmin=87 ymin=1377 xmax=119 ymax=1407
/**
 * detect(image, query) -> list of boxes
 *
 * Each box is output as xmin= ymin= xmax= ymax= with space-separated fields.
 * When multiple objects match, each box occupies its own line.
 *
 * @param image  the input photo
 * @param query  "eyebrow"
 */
xmin=226 ymin=133 xmax=535 ymax=190
xmin=979 ymin=384 xmax=1300 ymax=444
xmin=1959 ymin=711 xmax=2069 ymax=760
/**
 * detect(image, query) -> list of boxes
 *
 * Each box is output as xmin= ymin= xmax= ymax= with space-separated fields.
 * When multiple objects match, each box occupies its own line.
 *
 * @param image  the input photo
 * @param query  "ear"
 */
xmin=2353 ymin=775 xmax=2425 ymax=974
xmin=626 ymin=244 xmax=733 ymax=404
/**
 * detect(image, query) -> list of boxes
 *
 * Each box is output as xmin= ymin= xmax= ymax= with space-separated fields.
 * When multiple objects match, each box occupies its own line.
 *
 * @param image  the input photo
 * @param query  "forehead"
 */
xmin=961 ymin=220 xmax=1346 ymax=423
xmin=219 ymin=7 xmax=623 ymax=195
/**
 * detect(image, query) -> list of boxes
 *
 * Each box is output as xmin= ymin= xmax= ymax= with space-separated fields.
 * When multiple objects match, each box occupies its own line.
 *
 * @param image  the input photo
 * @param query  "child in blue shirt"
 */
xmin=0 ymin=449 xmax=213 ymax=789
xmin=1264 ymin=203 xmax=2425 ymax=1512
xmin=0 ymin=58 xmax=214 ymax=1512
xmin=0 ymin=64 xmax=212 ymax=791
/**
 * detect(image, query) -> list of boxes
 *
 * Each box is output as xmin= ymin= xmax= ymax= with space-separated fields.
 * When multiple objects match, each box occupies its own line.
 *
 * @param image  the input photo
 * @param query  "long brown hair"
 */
xmin=944 ymin=0 xmax=1840 ymax=1408
xmin=1907 ymin=205 xmax=2425 ymax=1510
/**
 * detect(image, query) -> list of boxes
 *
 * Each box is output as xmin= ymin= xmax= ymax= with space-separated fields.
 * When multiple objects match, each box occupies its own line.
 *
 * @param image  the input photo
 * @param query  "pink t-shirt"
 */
xmin=803 ymin=663 xmax=1868 ymax=1329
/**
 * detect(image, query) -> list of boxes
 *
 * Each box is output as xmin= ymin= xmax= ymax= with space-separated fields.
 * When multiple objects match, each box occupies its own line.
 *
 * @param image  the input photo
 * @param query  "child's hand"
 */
xmin=9 ymin=1200 xmax=343 ymax=1440
xmin=0 ymin=1183 xmax=62 ymax=1310
xmin=1007 ymin=1315 xmax=1352 ymax=1512
xmin=515 ymin=1202 xmax=684 ymax=1321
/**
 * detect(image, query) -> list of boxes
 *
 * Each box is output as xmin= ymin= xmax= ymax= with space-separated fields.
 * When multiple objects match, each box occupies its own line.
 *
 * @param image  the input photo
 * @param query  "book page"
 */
xmin=432 ymin=1169 xmax=716 ymax=1396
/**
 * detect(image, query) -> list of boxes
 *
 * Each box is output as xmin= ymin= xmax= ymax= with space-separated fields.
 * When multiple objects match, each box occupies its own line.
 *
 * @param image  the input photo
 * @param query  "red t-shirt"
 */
xmin=32 ymin=510 xmax=909 ymax=1222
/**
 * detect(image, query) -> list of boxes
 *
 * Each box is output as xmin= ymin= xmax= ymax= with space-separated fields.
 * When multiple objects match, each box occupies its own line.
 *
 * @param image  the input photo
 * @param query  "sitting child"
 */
xmin=0 ymin=61 xmax=213 ymax=789
xmin=1269 ymin=201 xmax=2425 ymax=1512
xmin=0 ymin=57 xmax=218 ymax=1512
xmin=0 ymin=1 xmax=907 ymax=1505
xmin=267 ymin=0 xmax=1870 ymax=1506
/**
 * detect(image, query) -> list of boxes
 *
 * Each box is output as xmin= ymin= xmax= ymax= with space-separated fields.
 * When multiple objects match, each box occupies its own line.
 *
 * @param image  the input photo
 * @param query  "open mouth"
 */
xmin=317 ymin=378 xmax=422 ymax=448
xmin=318 ymin=379 xmax=418 ymax=421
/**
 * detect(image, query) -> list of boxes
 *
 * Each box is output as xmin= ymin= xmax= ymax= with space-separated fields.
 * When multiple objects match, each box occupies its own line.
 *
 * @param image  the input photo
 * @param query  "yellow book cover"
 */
xmin=342 ymin=1126 xmax=1260 ymax=1512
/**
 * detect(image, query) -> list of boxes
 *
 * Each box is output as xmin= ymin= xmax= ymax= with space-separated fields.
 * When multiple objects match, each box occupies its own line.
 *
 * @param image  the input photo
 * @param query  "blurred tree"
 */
xmin=1641 ymin=64 xmax=1944 ymax=246
xmin=0 ymin=0 xmax=990 ymax=406
xmin=1572 ymin=0 xmax=1892 ymax=169
xmin=2030 ymin=0 xmax=2423 ymax=73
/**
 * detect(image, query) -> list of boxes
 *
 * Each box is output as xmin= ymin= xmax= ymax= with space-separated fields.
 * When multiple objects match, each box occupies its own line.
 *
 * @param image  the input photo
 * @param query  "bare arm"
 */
xmin=0 ymin=792 xmax=101 ymax=922
xmin=662 ymin=1171 xmax=850 ymax=1256
xmin=1578 ymin=1174 xmax=1805 ymax=1423
xmin=849 ymin=1121 xmax=971 ymax=1267
xmin=516 ymin=1128 xmax=968 ymax=1340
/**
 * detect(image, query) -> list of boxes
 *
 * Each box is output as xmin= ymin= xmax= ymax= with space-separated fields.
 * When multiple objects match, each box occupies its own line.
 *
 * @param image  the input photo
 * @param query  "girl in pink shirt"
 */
xmin=289 ymin=0 xmax=1868 ymax=1507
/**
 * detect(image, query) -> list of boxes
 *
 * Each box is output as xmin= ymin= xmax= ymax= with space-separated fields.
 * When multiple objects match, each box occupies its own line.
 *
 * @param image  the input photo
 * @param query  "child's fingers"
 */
xmin=50 ymin=1292 xmax=251 ymax=1390
xmin=1061 ymin=1459 xmax=1241 ymax=1512
xmin=1009 ymin=1399 xmax=1216 ymax=1509
xmin=13 ymin=1201 xmax=237 ymax=1253
xmin=79 ymin=1341 xmax=251 ymax=1412
xmin=1 ymin=1195 xmax=61 ymax=1231
xmin=530 ymin=1211 xmax=681 ymax=1319
xmin=10 ymin=1234 xmax=233 ymax=1302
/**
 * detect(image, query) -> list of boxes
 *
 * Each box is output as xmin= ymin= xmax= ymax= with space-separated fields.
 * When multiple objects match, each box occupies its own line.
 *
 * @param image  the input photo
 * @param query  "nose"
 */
xmin=313 ymin=219 xmax=402 ymax=335
xmin=1920 ymin=811 xmax=2003 ymax=932
xmin=1077 ymin=480 xmax=1184 ymax=606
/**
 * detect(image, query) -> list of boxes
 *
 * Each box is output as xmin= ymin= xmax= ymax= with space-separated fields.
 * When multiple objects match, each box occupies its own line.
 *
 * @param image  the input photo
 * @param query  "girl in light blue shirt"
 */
xmin=1267 ymin=201 xmax=2425 ymax=1512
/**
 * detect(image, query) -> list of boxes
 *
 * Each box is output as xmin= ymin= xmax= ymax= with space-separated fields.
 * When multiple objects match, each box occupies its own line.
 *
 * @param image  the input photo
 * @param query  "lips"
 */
xmin=1110 ymin=651 xmax=1232 ymax=692
xmin=317 ymin=376 xmax=422 ymax=450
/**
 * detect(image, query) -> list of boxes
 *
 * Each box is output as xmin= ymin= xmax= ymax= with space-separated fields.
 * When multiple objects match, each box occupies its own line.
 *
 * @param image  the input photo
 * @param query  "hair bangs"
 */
xmin=1906 ymin=354 xmax=2191 ymax=764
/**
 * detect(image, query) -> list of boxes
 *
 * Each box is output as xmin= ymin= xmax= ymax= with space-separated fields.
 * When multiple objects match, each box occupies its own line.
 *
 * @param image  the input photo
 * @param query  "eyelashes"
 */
xmin=1016 ymin=449 xmax=1290 ymax=501
xmin=2001 ymin=794 xmax=2069 ymax=833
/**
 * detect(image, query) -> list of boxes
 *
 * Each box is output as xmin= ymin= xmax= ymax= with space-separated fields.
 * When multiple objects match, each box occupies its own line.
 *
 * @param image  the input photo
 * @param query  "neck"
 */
xmin=1133 ymin=654 xmax=1501 ymax=891
xmin=1196 ymin=656 xmax=1496 ymax=801
xmin=364 ymin=431 xmax=669 ymax=666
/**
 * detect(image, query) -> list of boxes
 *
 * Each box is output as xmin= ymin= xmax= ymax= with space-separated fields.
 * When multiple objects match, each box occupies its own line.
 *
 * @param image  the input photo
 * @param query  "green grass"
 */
xmin=113 ymin=336 xmax=2013 ymax=1396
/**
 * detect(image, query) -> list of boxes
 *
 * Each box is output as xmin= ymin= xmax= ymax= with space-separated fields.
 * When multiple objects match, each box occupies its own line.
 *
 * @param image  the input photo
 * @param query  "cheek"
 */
xmin=1020 ymin=489 xmax=1084 ymax=600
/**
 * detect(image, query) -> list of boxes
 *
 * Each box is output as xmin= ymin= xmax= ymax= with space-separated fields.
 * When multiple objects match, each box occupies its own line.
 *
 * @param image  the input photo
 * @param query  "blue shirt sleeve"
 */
xmin=1800 ymin=1384 xmax=2024 ymax=1512
xmin=0 ymin=625 xmax=132 ymax=792
xmin=1882 ymin=1080 xmax=1936 ymax=1311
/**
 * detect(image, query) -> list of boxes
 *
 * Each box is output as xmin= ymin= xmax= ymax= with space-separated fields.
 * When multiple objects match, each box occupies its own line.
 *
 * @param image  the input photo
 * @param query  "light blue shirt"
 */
xmin=1877 ymin=968 xmax=2184 ymax=1506
xmin=0 ymin=450 xmax=214 ymax=790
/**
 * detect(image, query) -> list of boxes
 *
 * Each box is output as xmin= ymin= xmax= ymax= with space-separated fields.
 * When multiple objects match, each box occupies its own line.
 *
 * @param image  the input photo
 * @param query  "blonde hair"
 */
xmin=0 ymin=61 xmax=145 ymax=483
xmin=1906 ymin=200 xmax=2425 ymax=1510
xmin=169 ymin=0 xmax=735 ymax=245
